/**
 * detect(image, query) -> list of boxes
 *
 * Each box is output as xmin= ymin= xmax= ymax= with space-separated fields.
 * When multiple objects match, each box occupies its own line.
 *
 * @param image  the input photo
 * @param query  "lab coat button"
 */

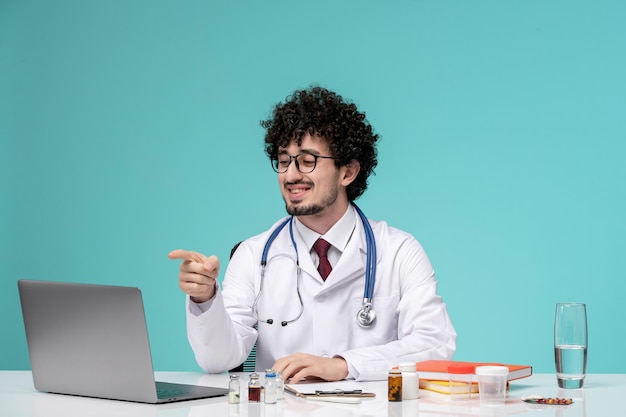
xmin=321 ymin=353 xmax=329 ymax=358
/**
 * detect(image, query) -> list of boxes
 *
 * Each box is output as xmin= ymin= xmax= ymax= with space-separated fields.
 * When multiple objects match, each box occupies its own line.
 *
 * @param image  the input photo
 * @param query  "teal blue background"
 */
xmin=2 ymin=1 xmax=624 ymax=373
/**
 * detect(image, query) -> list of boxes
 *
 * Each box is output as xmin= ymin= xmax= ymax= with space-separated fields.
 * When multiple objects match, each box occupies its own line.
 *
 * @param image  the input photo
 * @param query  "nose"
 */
xmin=283 ymin=157 xmax=303 ymax=181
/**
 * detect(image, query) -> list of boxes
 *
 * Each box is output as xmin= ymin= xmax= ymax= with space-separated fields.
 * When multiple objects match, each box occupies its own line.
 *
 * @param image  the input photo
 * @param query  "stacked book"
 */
xmin=414 ymin=360 xmax=533 ymax=395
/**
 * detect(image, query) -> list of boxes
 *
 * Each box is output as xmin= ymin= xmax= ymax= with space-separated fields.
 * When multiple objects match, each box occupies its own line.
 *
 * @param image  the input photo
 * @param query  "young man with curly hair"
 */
xmin=169 ymin=86 xmax=456 ymax=382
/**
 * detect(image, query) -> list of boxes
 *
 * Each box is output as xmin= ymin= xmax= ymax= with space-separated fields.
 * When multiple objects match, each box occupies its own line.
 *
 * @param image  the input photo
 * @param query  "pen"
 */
xmin=284 ymin=385 xmax=376 ymax=399
xmin=315 ymin=389 xmax=363 ymax=396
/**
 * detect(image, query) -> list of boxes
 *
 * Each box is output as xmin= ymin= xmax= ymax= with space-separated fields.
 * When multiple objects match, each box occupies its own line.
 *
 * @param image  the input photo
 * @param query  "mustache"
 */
xmin=285 ymin=180 xmax=314 ymax=186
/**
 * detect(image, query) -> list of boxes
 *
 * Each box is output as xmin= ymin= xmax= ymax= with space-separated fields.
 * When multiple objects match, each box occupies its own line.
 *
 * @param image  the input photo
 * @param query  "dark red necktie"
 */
xmin=313 ymin=238 xmax=332 ymax=281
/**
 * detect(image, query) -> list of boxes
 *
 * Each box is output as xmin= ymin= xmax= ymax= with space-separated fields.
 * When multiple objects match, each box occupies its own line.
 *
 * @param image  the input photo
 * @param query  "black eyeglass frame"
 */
xmin=271 ymin=152 xmax=337 ymax=174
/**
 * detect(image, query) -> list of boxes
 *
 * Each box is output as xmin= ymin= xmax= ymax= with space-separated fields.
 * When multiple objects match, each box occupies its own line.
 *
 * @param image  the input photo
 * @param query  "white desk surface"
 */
xmin=1 ymin=371 xmax=622 ymax=416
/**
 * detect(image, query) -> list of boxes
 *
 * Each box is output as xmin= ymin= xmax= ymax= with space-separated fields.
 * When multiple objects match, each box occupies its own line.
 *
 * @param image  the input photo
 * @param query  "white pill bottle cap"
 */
xmin=398 ymin=362 xmax=417 ymax=372
xmin=475 ymin=365 xmax=509 ymax=376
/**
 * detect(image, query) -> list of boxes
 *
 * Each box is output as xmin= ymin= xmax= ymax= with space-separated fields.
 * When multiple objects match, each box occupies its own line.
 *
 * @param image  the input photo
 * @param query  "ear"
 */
xmin=340 ymin=161 xmax=361 ymax=187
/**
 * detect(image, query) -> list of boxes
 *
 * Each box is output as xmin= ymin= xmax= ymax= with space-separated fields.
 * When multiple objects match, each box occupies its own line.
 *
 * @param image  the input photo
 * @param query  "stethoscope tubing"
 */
xmin=353 ymin=204 xmax=376 ymax=301
xmin=255 ymin=203 xmax=376 ymax=327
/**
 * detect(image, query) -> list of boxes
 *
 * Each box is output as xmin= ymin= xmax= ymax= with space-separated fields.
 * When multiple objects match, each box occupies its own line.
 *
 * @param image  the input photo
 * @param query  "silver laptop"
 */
xmin=17 ymin=279 xmax=229 ymax=404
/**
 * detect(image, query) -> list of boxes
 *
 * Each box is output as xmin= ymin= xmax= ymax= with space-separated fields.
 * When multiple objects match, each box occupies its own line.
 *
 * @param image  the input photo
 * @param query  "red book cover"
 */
xmin=415 ymin=360 xmax=532 ymax=381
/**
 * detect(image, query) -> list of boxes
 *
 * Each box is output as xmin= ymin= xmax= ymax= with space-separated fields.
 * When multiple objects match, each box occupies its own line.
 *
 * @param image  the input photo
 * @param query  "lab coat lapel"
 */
xmin=287 ymin=228 xmax=318 ymax=280
xmin=298 ymin=253 xmax=319 ymax=282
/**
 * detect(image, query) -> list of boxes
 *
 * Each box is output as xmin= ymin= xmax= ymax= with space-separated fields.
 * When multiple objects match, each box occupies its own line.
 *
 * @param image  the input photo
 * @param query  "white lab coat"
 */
xmin=186 ymin=211 xmax=456 ymax=381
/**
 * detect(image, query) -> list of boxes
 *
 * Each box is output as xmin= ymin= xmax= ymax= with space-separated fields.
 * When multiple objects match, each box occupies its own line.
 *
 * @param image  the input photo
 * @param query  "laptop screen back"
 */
xmin=19 ymin=280 xmax=163 ymax=403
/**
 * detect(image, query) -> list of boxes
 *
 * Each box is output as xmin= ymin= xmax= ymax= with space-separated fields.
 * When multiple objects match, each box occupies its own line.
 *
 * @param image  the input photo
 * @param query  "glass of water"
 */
xmin=554 ymin=302 xmax=588 ymax=389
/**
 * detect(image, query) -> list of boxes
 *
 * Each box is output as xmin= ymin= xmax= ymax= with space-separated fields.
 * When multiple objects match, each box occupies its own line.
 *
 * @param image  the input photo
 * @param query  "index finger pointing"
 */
xmin=168 ymin=249 xmax=208 ymax=263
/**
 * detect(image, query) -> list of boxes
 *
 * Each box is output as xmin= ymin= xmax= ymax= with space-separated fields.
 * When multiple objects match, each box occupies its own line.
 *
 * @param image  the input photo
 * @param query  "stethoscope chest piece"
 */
xmin=356 ymin=300 xmax=376 ymax=328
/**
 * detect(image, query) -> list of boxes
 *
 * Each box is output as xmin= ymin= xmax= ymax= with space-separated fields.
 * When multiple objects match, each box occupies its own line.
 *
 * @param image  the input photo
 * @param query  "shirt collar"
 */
xmin=294 ymin=205 xmax=357 ymax=253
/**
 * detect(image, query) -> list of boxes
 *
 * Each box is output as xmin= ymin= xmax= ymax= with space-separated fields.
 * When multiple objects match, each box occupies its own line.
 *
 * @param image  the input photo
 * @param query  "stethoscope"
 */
xmin=252 ymin=203 xmax=377 ymax=328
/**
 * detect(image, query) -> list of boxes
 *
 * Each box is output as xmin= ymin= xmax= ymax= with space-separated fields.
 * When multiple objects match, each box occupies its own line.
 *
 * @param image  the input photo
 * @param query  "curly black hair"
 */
xmin=261 ymin=86 xmax=379 ymax=201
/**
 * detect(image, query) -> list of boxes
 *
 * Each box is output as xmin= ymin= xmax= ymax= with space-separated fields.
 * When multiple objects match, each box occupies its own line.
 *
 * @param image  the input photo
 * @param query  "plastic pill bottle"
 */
xmin=399 ymin=362 xmax=419 ymax=400
xmin=475 ymin=365 xmax=509 ymax=406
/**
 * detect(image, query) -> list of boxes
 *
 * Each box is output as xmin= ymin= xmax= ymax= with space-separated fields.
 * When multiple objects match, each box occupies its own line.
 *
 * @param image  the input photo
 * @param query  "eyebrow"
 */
xmin=277 ymin=149 xmax=321 ymax=156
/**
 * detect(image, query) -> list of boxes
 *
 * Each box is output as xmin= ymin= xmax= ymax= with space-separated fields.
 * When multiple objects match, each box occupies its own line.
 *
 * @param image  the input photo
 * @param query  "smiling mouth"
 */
xmin=286 ymin=182 xmax=312 ymax=199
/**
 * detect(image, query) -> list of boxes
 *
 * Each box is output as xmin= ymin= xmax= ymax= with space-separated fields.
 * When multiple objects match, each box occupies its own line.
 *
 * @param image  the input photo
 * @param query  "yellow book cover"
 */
xmin=419 ymin=379 xmax=480 ymax=395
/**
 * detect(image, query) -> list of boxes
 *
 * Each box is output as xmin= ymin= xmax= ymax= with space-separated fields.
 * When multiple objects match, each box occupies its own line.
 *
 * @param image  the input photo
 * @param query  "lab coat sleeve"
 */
xmin=339 ymin=235 xmax=457 ymax=381
xmin=186 ymin=290 xmax=247 ymax=373
xmin=185 ymin=237 xmax=263 ymax=373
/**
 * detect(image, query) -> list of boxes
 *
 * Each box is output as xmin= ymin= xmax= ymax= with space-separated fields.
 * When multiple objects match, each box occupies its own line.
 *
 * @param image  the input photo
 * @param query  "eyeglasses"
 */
xmin=271 ymin=153 xmax=336 ymax=174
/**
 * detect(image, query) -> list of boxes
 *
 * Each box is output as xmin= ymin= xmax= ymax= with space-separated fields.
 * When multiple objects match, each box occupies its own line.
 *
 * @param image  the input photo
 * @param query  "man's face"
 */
xmin=277 ymin=134 xmax=343 ymax=217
